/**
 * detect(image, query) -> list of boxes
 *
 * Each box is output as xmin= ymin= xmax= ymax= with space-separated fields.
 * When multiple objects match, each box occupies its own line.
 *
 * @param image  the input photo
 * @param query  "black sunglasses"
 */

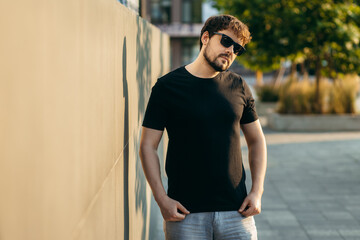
xmin=213 ymin=32 xmax=246 ymax=56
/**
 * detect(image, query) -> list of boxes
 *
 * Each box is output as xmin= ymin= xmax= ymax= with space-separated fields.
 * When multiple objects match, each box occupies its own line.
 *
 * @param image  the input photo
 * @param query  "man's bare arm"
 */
xmin=139 ymin=127 xmax=190 ymax=221
xmin=139 ymin=127 xmax=167 ymax=201
xmin=238 ymin=119 xmax=267 ymax=217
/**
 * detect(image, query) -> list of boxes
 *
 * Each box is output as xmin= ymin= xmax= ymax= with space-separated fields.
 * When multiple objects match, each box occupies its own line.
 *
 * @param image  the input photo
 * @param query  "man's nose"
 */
xmin=225 ymin=45 xmax=234 ymax=54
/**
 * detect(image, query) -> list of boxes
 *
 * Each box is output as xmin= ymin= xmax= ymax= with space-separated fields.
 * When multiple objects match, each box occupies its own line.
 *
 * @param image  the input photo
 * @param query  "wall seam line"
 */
xmin=71 ymin=139 xmax=131 ymax=239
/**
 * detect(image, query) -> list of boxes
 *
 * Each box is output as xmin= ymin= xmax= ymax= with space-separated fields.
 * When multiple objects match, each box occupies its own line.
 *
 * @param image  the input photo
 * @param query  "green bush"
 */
xmin=328 ymin=75 xmax=359 ymax=114
xmin=278 ymin=79 xmax=314 ymax=114
xmin=278 ymin=78 xmax=329 ymax=114
xmin=277 ymin=74 xmax=359 ymax=114
xmin=255 ymin=84 xmax=280 ymax=102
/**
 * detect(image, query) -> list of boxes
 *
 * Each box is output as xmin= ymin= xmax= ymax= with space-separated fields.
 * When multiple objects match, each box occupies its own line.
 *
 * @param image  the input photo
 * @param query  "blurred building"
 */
xmin=149 ymin=0 xmax=251 ymax=72
xmin=119 ymin=0 xmax=248 ymax=72
xmin=120 ymin=0 xmax=203 ymax=69
xmin=147 ymin=0 xmax=220 ymax=70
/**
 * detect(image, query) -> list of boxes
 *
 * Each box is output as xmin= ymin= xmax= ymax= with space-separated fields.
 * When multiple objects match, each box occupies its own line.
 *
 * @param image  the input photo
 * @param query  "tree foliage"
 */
xmin=211 ymin=0 xmax=360 ymax=76
xmin=212 ymin=0 xmax=360 ymax=112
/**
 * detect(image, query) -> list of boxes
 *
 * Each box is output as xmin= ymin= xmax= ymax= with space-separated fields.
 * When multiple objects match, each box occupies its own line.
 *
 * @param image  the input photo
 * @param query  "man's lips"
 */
xmin=220 ymin=56 xmax=229 ymax=62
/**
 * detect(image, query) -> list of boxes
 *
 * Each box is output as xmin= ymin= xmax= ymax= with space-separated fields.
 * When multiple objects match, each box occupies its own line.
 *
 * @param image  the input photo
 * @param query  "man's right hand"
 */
xmin=156 ymin=195 xmax=190 ymax=222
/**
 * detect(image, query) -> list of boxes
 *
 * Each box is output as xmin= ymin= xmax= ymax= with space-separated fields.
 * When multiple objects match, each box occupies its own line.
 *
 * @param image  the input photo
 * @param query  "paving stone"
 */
xmin=288 ymin=201 xmax=320 ymax=211
xmin=262 ymin=200 xmax=288 ymax=210
xmin=257 ymin=229 xmax=282 ymax=240
xmin=311 ymin=200 xmax=342 ymax=210
xmin=261 ymin=210 xmax=301 ymax=228
xmin=254 ymin=220 xmax=272 ymax=230
xmin=338 ymin=229 xmax=360 ymax=238
xmin=278 ymin=228 xmax=310 ymax=240
xmin=293 ymin=212 xmax=327 ymax=222
xmin=304 ymin=227 xmax=342 ymax=237
xmin=309 ymin=237 xmax=344 ymax=240
xmin=321 ymin=211 xmax=357 ymax=221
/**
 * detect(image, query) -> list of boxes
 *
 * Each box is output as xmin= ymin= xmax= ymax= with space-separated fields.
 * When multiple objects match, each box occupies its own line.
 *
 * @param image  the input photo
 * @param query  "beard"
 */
xmin=203 ymin=45 xmax=230 ymax=72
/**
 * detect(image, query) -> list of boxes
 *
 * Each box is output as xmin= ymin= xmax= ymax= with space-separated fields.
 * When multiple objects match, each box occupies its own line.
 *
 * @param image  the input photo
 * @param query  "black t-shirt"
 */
xmin=142 ymin=66 xmax=258 ymax=213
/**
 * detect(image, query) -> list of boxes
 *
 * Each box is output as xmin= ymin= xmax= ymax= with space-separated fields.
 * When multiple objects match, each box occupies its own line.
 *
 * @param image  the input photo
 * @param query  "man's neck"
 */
xmin=185 ymin=56 xmax=220 ymax=79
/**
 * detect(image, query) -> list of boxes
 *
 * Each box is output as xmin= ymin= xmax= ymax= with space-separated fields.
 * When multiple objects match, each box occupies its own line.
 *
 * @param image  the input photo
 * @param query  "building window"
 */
xmin=151 ymin=0 xmax=171 ymax=24
xmin=182 ymin=38 xmax=199 ymax=65
xmin=182 ymin=0 xmax=202 ymax=24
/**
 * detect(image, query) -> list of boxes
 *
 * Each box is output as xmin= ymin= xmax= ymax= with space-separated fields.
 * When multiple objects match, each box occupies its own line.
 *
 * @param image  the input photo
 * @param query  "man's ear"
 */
xmin=201 ymin=31 xmax=210 ymax=46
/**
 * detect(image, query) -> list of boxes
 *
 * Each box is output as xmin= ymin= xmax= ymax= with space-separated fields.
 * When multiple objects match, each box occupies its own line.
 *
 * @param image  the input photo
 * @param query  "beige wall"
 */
xmin=0 ymin=1 xmax=170 ymax=239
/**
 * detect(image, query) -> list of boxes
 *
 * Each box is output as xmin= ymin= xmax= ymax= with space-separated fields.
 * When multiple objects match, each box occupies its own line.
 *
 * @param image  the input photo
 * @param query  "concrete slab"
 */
xmin=268 ymin=113 xmax=360 ymax=131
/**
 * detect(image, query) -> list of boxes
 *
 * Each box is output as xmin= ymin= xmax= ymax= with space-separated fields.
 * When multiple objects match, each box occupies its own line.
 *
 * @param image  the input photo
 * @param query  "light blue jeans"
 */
xmin=163 ymin=211 xmax=258 ymax=240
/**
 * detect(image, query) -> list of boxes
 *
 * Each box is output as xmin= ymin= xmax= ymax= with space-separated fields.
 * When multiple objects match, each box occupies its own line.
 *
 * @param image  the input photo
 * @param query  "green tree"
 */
xmin=299 ymin=1 xmax=360 ymax=112
xmin=212 ymin=0 xmax=360 ymax=113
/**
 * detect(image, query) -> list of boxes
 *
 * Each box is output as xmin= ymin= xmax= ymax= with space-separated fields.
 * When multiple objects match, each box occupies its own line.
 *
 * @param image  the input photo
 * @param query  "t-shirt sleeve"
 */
xmin=240 ymin=80 xmax=259 ymax=124
xmin=142 ymin=80 xmax=168 ymax=131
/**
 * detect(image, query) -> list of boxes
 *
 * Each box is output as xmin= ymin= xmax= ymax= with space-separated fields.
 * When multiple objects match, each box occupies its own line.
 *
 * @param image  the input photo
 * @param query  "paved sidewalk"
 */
xmin=246 ymin=128 xmax=360 ymax=240
xmin=151 ymin=128 xmax=360 ymax=240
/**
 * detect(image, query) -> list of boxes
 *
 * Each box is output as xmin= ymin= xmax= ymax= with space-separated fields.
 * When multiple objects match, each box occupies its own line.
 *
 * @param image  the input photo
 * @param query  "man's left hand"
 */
xmin=238 ymin=191 xmax=262 ymax=217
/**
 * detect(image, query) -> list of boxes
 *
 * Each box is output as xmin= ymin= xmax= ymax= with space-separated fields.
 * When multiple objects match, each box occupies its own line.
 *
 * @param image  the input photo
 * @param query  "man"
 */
xmin=139 ymin=14 xmax=267 ymax=240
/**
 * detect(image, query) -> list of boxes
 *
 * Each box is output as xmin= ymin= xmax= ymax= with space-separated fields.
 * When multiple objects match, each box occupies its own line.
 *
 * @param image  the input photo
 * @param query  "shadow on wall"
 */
xmin=121 ymin=14 xmax=167 ymax=240
xmin=134 ymin=16 xmax=167 ymax=240
xmin=122 ymin=37 xmax=130 ymax=240
xmin=133 ymin=16 xmax=152 ymax=240
xmin=148 ymin=31 xmax=166 ymax=240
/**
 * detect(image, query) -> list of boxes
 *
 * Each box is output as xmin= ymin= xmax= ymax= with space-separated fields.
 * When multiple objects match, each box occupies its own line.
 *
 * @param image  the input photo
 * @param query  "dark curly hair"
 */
xmin=199 ymin=14 xmax=252 ymax=50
